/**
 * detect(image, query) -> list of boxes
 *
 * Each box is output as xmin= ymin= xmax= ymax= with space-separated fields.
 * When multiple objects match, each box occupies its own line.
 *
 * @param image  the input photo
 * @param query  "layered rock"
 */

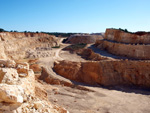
xmin=95 ymin=40 xmax=150 ymax=60
xmin=95 ymin=29 xmax=150 ymax=60
xmin=0 ymin=59 xmax=68 ymax=113
xmin=0 ymin=32 xmax=61 ymax=60
xmin=66 ymin=34 xmax=103 ymax=44
xmin=105 ymin=29 xmax=150 ymax=44
xmin=76 ymin=48 xmax=108 ymax=61
xmin=54 ymin=60 xmax=150 ymax=89
xmin=0 ymin=32 xmax=51 ymax=41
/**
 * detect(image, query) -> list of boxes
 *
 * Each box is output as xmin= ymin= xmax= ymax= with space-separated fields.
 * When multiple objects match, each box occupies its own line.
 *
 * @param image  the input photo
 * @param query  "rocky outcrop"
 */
xmin=0 ymin=32 xmax=51 ymax=41
xmin=76 ymin=48 xmax=108 ymax=61
xmin=105 ymin=29 xmax=150 ymax=44
xmin=95 ymin=29 xmax=150 ymax=60
xmin=95 ymin=40 xmax=150 ymax=60
xmin=30 ymin=64 xmax=42 ymax=74
xmin=0 ymin=59 xmax=68 ymax=113
xmin=0 ymin=32 xmax=61 ymax=60
xmin=66 ymin=34 xmax=103 ymax=44
xmin=54 ymin=60 xmax=150 ymax=89
xmin=40 ymin=67 xmax=72 ymax=86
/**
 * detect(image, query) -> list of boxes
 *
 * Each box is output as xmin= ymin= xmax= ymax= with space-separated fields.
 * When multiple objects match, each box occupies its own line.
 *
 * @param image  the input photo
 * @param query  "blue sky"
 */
xmin=0 ymin=0 xmax=150 ymax=33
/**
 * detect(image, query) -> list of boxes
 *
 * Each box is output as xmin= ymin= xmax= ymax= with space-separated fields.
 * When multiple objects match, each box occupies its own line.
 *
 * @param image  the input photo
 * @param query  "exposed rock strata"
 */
xmin=95 ymin=40 xmax=150 ymax=60
xmin=76 ymin=48 xmax=108 ymax=61
xmin=105 ymin=29 xmax=150 ymax=44
xmin=66 ymin=34 xmax=103 ymax=44
xmin=54 ymin=60 xmax=150 ymax=88
xmin=0 ymin=32 xmax=60 ymax=60
xmin=95 ymin=29 xmax=150 ymax=59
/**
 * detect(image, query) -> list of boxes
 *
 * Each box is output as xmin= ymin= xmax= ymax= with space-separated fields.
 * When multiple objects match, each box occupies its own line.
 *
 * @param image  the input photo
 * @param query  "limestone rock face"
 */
xmin=0 ymin=32 xmax=61 ymax=60
xmin=105 ymin=28 xmax=150 ymax=44
xmin=0 ymin=59 xmax=16 ymax=68
xmin=95 ymin=39 xmax=150 ymax=60
xmin=0 ymin=59 xmax=35 ymax=112
xmin=54 ymin=60 xmax=150 ymax=88
xmin=53 ymin=61 xmax=81 ymax=81
xmin=0 ymin=44 xmax=7 ymax=59
xmin=0 ymin=68 xmax=19 ymax=85
xmin=0 ymin=59 xmax=69 ymax=113
xmin=76 ymin=48 xmax=108 ymax=61
xmin=29 ymin=64 xmax=42 ymax=73
xmin=0 ymin=84 xmax=24 ymax=104
xmin=66 ymin=34 xmax=103 ymax=44
xmin=95 ymin=29 xmax=150 ymax=60
xmin=16 ymin=62 xmax=29 ymax=77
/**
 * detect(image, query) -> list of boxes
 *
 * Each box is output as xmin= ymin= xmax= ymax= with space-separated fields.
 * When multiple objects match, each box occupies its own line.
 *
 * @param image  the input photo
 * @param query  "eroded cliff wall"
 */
xmin=95 ymin=29 xmax=150 ymax=60
xmin=66 ymin=35 xmax=103 ymax=44
xmin=0 ymin=32 xmax=60 ymax=60
xmin=105 ymin=29 xmax=150 ymax=44
xmin=95 ymin=40 xmax=150 ymax=60
xmin=54 ymin=60 xmax=150 ymax=89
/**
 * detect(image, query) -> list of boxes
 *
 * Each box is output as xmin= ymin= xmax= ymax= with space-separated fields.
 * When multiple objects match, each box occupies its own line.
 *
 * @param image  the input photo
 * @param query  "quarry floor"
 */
xmin=37 ymin=43 xmax=150 ymax=113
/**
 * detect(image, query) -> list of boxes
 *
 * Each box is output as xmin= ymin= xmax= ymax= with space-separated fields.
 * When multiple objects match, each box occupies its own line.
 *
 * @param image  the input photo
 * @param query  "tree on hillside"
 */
xmin=124 ymin=29 xmax=128 ymax=32
xmin=0 ymin=28 xmax=5 ymax=32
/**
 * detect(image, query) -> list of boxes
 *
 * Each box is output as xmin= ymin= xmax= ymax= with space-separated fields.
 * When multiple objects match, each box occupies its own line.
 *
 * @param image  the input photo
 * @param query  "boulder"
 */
xmin=29 ymin=64 xmax=42 ymax=73
xmin=0 ymin=84 xmax=24 ymax=104
xmin=0 ymin=68 xmax=19 ymax=85
xmin=16 ymin=62 xmax=29 ymax=77
xmin=0 ymin=59 xmax=16 ymax=68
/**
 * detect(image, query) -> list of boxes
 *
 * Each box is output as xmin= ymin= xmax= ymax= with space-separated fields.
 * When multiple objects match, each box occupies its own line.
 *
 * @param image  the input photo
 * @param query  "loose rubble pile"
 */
xmin=26 ymin=47 xmax=53 ymax=59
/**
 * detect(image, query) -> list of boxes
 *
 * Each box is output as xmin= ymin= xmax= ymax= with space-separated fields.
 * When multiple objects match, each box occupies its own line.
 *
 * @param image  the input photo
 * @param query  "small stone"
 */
xmin=34 ymin=101 xmax=44 ymax=110
xmin=54 ymin=99 xmax=58 ymax=102
xmin=19 ymin=73 xmax=27 ymax=77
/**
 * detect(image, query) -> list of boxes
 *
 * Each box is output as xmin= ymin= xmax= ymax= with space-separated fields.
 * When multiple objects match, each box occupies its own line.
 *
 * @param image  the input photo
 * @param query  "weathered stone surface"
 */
xmin=76 ymin=48 xmax=108 ymax=61
xmin=29 ymin=64 xmax=42 ymax=73
xmin=95 ymin=29 xmax=150 ymax=60
xmin=0 ymin=68 xmax=19 ymax=85
xmin=19 ymin=69 xmax=35 ymax=97
xmin=0 ymin=84 xmax=24 ymax=104
xmin=16 ymin=62 xmax=29 ymax=77
xmin=34 ymin=101 xmax=44 ymax=109
xmin=0 ymin=59 xmax=16 ymax=68
xmin=0 ymin=32 xmax=60 ymax=60
xmin=95 ymin=40 xmax=150 ymax=60
xmin=66 ymin=34 xmax=103 ymax=44
xmin=0 ymin=43 xmax=7 ymax=59
xmin=54 ymin=60 xmax=150 ymax=88
xmin=105 ymin=28 xmax=150 ymax=44
xmin=0 ymin=59 xmax=68 ymax=113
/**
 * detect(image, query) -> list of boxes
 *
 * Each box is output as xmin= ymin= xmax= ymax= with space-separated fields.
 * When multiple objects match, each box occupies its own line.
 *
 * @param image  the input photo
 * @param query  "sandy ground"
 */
xmin=37 ymin=42 xmax=150 ymax=113
xmin=47 ymin=85 xmax=150 ymax=113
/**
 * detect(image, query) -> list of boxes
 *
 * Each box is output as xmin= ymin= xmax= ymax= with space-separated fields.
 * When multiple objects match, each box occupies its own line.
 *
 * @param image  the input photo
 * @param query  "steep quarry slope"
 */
xmin=53 ymin=31 xmax=150 ymax=88
xmin=66 ymin=34 xmax=103 ymax=44
xmin=105 ymin=29 xmax=150 ymax=44
xmin=54 ymin=60 xmax=150 ymax=88
xmin=0 ymin=59 xmax=68 ymax=113
xmin=0 ymin=32 xmax=60 ymax=59
xmin=95 ymin=29 xmax=150 ymax=59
